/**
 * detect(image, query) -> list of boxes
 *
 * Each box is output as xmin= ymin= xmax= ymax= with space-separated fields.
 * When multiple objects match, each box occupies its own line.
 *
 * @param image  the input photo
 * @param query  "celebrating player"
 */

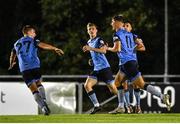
xmin=107 ymin=15 xmax=171 ymax=114
xmin=83 ymin=22 xmax=118 ymax=114
xmin=124 ymin=21 xmax=144 ymax=113
xmin=8 ymin=25 xmax=64 ymax=115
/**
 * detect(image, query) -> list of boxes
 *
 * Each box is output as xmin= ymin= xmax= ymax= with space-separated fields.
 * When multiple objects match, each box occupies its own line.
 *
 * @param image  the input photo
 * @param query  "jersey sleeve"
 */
xmin=34 ymin=39 xmax=40 ymax=47
xmin=113 ymin=34 xmax=121 ymax=43
xmin=98 ymin=38 xmax=105 ymax=48
xmin=11 ymin=48 xmax=16 ymax=54
xmin=133 ymin=34 xmax=138 ymax=40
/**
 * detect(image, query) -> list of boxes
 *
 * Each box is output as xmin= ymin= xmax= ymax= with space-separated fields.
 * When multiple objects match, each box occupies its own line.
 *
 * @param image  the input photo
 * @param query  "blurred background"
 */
xmin=0 ymin=0 xmax=179 ymax=76
xmin=0 ymin=0 xmax=180 ymax=115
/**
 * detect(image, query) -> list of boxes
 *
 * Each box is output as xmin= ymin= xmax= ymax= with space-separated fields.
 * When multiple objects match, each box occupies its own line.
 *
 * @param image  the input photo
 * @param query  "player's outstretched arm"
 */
xmin=8 ymin=50 xmax=16 ymax=70
xmin=38 ymin=42 xmax=64 ymax=56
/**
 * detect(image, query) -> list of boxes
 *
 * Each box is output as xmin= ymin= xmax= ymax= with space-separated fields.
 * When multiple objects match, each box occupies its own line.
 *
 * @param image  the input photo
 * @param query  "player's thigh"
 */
xmin=84 ymin=77 xmax=97 ymax=88
xmin=114 ymin=71 xmax=120 ymax=87
xmin=132 ymin=75 xmax=145 ymax=89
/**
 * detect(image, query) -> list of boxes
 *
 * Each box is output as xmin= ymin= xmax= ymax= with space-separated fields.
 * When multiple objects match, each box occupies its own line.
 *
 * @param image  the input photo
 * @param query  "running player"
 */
xmin=107 ymin=15 xmax=171 ymax=114
xmin=124 ymin=21 xmax=144 ymax=113
xmin=83 ymin=22 xmax=118 ymax=114
xmin=8 ymin=25 xmax=64 ymax=115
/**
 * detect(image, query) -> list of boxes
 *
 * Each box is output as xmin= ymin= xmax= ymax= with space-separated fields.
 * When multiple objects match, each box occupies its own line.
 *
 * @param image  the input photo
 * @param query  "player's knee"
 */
xmin=110 ymin=86 xmax=118 ymax=95
xmin=28 ymin=83 xmax=38 ymax=93
xmin=109 ymin=88 xmax=115 ymax=94
xmin=123 ymin=84 xmax=128 ymax=90
xmin=84 ymin=83 xmax=91 ymax=91
xmin=115 ymin=81 xmax=120 ymax=87
xmin=37 ymin=84 xmax=43 ymax=88
xmin=84 ymin=83 xmax=88 ymax=89
xmin=36 ymin=81 xmax=42 ymax=86
xmin=133 ymin=78 xmax=145 ymax=89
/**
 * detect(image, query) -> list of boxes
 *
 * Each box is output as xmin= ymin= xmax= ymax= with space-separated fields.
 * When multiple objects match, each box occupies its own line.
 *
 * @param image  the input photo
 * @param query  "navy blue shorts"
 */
xmin=89 ymin=67 xmax=114 ymax=84
xmin=22 ymin=68 xmax=42 ymax=87
xmin=120 ymin=60 xmax=141 ymax=82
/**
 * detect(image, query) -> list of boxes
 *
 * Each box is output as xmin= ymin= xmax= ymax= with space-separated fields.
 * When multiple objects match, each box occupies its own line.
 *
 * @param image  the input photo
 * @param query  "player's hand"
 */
xmin=104 ymin=44 xmax=108 ymax=50
xmin=104 ymin=43 xmax=110 ymax=51
xmin=8 ymin=62 xmax=16 ymax=70
xmin=135 ymin=38 xmax=143 ymax=48
xmin=83 ymin=45 xmax=91 ymax=52
xmin=55 ymin=48 xmax=64 ymax=56
xmin=105 ymin=42 xmax=109 ymax=47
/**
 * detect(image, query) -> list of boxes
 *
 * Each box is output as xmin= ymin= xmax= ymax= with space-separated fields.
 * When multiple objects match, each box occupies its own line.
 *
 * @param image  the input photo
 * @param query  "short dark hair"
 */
xmin=87 ymin=22 xmax=98 ymax=29
xmin=113 ymin=15 xmax=124 ymax=22
xmin=124 ymin=19 xmax=134 ymax=29
xmin=22 ymin=25 xmax=36 ymax=35
xmin=124 ymin=19 xmax=132 ymax=25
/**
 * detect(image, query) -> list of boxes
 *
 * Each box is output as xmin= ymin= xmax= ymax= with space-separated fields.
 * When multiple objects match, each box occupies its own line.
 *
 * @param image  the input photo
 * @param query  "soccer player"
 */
xmin=83 ymin=22 xmax=118 ymax=114
xmin=8 ymin=25 xmax=64 ymax=115
xmin=124 ymin=21 xmax=144 ymax=113
xmin=107 ymin=15 xmax=171 ymax=114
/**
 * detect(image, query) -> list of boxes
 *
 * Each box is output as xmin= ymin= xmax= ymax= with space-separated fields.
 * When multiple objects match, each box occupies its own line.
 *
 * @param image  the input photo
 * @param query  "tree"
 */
xmin=1 ymin=0 xmax=179 ymax=75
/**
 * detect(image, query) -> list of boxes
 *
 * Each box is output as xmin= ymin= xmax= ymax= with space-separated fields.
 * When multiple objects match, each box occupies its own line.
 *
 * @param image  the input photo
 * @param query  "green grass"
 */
xmin=0 ymin=114 xmax=180 ymax=123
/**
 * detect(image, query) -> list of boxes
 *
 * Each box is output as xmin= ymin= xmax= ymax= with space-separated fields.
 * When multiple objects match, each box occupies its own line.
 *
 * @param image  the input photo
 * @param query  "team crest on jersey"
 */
xmin=100 ymin=40 xmax=104 ymax=44
xmin=35 ymin=39 xmax=40 ymax=42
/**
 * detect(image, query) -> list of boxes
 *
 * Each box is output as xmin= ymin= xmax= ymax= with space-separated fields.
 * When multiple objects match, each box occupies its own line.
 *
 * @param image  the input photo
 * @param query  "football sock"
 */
xmin=38 ymin=84 xmax=46 ymax=101
xmin=124 ymin=90 xmax=130 ymax=106
xmin=88 ymin=90 xmax=99 ymax=107
xmin=117 ymin=86 xmax=124 ymax=108
xmin=144 ymin=84 xmax=163 ymax=99
xmin=134 ymin=88 xmax=141 ymax=106
xmin=124 ymin=97 xmax=128 ymax=107
xmin=33 ymin=91 xmax=45 ymax=109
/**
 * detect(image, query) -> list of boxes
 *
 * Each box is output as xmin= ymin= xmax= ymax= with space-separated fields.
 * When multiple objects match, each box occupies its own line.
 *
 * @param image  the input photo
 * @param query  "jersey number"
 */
xmin=16 ymin=41 xmax=31 ymax=54
xmin=125 ymin=36 xmax=132 ymax=48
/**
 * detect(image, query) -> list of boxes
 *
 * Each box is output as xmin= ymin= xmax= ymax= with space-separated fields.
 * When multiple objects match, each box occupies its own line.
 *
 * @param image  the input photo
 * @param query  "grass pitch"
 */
xmin=0 ymin=114 xmax=180 ymax=123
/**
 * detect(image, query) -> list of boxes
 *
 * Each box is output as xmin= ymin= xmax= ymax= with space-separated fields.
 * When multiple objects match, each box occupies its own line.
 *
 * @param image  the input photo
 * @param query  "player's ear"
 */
xmin=96 ymin=27 xmax=98 ymax=32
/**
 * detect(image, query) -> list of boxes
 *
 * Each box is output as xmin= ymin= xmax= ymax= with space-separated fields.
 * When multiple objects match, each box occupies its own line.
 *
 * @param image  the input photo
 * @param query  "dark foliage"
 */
xmin=0 ymin=0 xmax=179 ymax=75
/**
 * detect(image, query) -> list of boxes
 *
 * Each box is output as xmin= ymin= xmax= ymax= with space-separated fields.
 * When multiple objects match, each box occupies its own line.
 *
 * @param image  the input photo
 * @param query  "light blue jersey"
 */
xmin=87 ymin=37 xmax=110 ymax=71
xmin=113 ymin=29 xmax=137 ymax=65
xmin=14 ymin=36 xmax=40 ymax=72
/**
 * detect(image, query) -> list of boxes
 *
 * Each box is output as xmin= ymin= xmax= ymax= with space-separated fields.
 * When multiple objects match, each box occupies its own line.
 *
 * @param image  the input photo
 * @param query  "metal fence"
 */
xmin=1 ymin=74 xmax=180 ymax=82
xmin=0 ymin=75 xmax=180 ymax=114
